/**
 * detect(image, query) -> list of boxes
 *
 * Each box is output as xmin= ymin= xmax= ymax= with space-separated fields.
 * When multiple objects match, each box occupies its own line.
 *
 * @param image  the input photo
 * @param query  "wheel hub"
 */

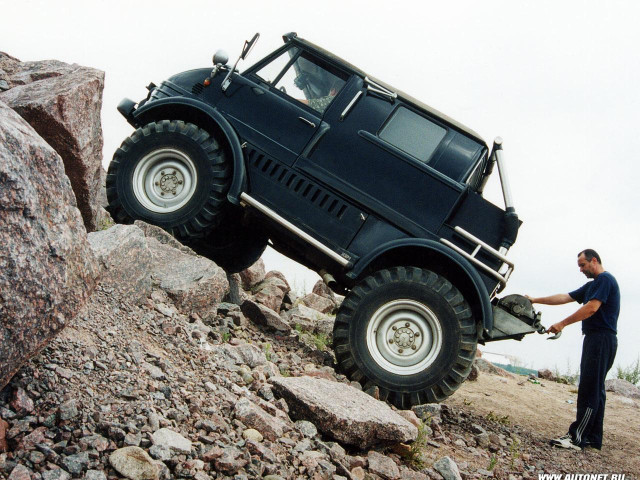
xmin=393 ymin=326 xmax=415 ymax=349
xmin=366 ymin=299 xmax=443 ymax=376
xmin=155 ymin=170 xmax=184 ymax=197
xmin=132 ymin=148 xmax=197 ymax=214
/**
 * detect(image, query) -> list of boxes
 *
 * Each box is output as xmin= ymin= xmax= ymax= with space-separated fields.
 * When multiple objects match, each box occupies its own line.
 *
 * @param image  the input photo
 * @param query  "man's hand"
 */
xmin=525 ymin=294 xmax=535 ymax=304
xmin=547 ymin=321 xmax=565 ymax=334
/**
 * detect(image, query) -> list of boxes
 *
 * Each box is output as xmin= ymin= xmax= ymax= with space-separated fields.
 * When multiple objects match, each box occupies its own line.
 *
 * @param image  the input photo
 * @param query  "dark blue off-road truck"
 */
xmin=107 ymin=33 xmax=545 ymax=408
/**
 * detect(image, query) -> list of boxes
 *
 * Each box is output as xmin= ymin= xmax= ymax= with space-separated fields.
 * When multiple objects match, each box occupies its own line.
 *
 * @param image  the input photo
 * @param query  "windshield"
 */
xmin=254 ymin=47 xmax=348 ymax=114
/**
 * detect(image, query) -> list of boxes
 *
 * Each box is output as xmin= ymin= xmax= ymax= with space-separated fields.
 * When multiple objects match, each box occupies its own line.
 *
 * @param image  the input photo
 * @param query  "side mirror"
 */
xmin=241 ymin=33 xmax=260 ymax=60
xmin=213 ymin=49 xmax=229 ymax=66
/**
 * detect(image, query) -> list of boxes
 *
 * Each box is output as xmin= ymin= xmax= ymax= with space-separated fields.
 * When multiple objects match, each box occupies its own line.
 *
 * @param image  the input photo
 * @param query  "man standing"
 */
xmin=526 ymin=249 xmax=620 ymax=451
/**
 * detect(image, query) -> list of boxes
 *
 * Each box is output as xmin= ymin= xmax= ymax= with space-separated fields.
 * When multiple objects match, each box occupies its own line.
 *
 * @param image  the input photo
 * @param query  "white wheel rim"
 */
xmin=132 ymin=148 xmax=197 ymax=214
xmin=366 ymin=299 xmax=443 ymax=376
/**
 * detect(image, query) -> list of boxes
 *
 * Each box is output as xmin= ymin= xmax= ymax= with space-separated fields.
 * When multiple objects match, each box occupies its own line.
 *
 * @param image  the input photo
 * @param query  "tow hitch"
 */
xmin=543 ymin=328 xmax=562 ymax=340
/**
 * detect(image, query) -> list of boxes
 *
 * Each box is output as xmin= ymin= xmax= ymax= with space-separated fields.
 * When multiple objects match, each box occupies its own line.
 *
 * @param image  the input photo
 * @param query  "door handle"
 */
xmin=298 ymin=117 xmax=316 ymax=128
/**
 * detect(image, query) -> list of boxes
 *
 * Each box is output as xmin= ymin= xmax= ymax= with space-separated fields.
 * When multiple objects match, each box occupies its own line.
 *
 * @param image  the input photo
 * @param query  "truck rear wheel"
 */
xmin=106 ymin=120 xmax=230 ymax=240
xmin=333 ymin=266 xmax=477 ymax=408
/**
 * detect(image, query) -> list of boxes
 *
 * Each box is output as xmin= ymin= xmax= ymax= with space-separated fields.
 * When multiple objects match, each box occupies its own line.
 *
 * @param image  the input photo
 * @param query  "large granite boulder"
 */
xmin=147 ymin=237 xmax=229 ymax=318
xmin=0 ymin=55 xmax=105 ymax=231
xmin=605 ymin=378 xmax=640 ymax=399
xmin=88 ymin=222 xmax=229 ymax=315
xmin=270 ymin=376 xmax=417 ymax=448
xmin=88 ymin=224 xmax=153 ymax=303
xmin=0 ymin=101 xmax=99 ymax=390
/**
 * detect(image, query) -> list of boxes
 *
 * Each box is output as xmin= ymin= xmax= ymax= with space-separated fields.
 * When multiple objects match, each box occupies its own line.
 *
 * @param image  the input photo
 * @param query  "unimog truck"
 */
xmin=107 ymin=32 xmax=545 ymax=408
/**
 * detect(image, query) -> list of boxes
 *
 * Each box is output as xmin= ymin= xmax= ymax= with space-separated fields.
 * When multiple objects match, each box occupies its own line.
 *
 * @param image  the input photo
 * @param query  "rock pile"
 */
xmin=0 ymin=222 xmax=454 ymax=480
xmin=4 ymin=215 xmax=610 ymax=478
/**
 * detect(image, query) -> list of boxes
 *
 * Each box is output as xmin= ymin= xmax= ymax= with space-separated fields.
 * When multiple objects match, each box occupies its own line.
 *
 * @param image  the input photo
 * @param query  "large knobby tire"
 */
xmin=185 ymin=218 xmax=269 ymax=274
xmin=333 ymin=266 xmax=478 ymax=408
xmin=106 ymin=120 xmax=230 ymax=240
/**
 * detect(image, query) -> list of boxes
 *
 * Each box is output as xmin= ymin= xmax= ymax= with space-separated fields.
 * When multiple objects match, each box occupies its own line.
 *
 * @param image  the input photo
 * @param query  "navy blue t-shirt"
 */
xmin=569 ymin=271 xmax=620 ymax=334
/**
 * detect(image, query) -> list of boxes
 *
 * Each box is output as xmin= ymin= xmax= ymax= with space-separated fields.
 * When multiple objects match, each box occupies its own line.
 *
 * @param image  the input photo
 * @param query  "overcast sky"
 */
xmin=3 ymin=0 xmax=638 ymax=374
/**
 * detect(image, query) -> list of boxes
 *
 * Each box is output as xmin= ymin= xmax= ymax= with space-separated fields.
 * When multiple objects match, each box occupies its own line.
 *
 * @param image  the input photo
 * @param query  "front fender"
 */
xmin=132 ymin=97 xmax=247 ymax=204
xmin=348 ymin=238 xmax=494 ymax=332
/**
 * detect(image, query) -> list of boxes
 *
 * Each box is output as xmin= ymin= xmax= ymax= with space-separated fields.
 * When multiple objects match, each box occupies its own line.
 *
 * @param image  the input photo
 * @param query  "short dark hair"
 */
xmin=578 ymin=249 xmax=601 ymax=264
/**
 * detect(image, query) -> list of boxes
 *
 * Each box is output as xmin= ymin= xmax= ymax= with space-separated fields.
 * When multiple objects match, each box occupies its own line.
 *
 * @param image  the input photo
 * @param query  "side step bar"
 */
xmin=239 ymin=193 xmax=351 ymax=268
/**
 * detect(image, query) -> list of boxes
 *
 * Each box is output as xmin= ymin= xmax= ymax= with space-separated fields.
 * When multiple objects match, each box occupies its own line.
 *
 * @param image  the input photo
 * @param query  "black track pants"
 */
xmin=569 ymin=331 xmax=617 ymax=448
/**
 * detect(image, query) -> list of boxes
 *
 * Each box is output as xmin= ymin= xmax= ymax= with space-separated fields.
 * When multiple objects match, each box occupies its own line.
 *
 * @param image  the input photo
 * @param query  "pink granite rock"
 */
xmin=0 ymin=101 xmax=99 ymax=390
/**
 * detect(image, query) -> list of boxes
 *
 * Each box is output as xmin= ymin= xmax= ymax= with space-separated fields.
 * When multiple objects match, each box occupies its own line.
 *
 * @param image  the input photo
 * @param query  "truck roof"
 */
xmin=288 ymin=33 xmax=487 ymax=146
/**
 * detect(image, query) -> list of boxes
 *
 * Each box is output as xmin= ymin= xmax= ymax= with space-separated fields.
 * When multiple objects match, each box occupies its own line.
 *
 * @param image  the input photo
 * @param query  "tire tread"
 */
xmin=332 ymin=266 xmax=478 ymax=408
xmin=106 ymin=120 xmax=231 ymax=240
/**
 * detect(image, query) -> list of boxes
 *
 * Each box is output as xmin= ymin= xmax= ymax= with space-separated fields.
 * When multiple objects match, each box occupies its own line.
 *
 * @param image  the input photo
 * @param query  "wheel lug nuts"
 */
xmin=172 ymin=170 xmax=177 ymax=175
xmin=398 ymin=348 xmax=404 ymax=353
xmin=392 ymin=326 xmax=397 ymax=331
xmin=412 ymin=345 xmax=417 ymax=350
xmin=389 ymin=339 xmax=394 ymax=344
xmin=160 ymin=192 xmax=165 ymax=196
xmin=161 ymin=171 xmax=165 ymax=175
xmin=405 ymin=322 xmax=410 ymax=328
xmin=155 ymin=182 xmax=159 ymax=186
xmin=178 ymin=180 xmax=183 ymax=185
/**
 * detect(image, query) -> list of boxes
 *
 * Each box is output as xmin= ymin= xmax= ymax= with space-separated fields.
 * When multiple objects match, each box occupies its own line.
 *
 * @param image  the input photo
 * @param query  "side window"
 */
xmin=255 ymin=48 xmax=348 ymax=114
xmin=379 ymin=107 xmax=447 ymax=164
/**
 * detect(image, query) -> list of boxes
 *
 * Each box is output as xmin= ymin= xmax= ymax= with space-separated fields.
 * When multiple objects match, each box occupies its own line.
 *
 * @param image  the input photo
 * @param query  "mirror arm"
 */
xmin=221 ymin=57 xmax=242 ymax=91
xmin=221 ymin=33 xmax=259 ymax=92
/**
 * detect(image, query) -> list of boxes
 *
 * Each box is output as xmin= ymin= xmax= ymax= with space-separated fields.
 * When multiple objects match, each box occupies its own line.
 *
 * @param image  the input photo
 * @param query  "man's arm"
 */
xmin=525 ymin=293 xmax=574 ymax=305
xmin=547 ymin=299 xmax=602 ymax=334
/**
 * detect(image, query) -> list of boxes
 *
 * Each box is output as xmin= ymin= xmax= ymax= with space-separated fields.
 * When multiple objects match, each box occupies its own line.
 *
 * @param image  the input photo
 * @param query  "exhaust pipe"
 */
xmin=319 ymin=269 xmax=337 ymax=290
xmin=480 ymin=138 xmax=520 ymax=251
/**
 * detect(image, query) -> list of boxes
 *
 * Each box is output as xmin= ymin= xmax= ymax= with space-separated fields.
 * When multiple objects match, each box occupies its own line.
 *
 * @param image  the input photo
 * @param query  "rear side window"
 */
xmin=379 ymin=107 xmax=447 ymax=163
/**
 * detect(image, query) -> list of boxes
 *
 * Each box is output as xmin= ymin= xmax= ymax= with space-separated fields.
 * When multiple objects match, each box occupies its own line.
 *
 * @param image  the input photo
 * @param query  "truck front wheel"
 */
xmin=333 ymin=266 xmax=477 ymax=408
xmin=106 ymin=120 xmax=230 ymax=240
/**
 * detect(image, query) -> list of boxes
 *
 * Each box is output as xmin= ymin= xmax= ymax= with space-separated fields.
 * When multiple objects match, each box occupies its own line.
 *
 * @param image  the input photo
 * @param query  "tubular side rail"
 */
xmin=439 ymin=226 xmax=514 ymax=288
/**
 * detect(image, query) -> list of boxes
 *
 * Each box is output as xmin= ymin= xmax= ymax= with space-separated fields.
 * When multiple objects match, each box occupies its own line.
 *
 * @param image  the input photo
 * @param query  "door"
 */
xmin=217 ymin=46 xmax=347 ymax=166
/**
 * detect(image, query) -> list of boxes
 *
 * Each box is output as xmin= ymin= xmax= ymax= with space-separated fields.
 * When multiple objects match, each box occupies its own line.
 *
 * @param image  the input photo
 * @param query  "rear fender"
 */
xmin=348 ymin=239 xmax=494 ymax=332
xmin=132 ymin=97 xmax=246 ymax=204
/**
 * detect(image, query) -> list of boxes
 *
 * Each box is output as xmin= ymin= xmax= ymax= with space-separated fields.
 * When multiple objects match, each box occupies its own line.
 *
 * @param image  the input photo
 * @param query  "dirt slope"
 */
xmin=441 ymin=372 xmax=640 ymax=477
